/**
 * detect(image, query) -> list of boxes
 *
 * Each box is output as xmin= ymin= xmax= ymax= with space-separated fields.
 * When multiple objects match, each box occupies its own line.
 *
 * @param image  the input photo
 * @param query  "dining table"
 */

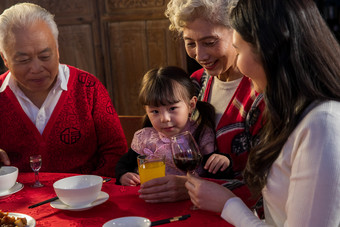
xmin=0 ymin=172 xmax=256 ymax=226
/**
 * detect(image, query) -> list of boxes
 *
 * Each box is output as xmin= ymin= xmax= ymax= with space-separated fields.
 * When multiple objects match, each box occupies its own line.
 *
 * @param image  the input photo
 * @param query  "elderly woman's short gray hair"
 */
xmin=165 ymin=0 xmax=238 ymax=35
xmin=0 ymin=3 xmax=59 ymax=57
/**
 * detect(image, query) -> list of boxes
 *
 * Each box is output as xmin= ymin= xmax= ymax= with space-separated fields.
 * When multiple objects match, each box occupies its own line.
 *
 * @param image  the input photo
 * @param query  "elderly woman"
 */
xmin=138 ymin=0 xmax=264 ymax=203
xmin=186 ymin=0 xmax=340 ymax=226
xmin=166 ymin=0 xmax=265 ymax=178
xmin=0 ymin=3 xmax=127 ymax=177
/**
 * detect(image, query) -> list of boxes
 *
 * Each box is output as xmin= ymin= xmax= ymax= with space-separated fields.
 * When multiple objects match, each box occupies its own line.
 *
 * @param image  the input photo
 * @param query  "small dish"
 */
xmin=0 ymin=182 xmax=24 ymax=199
xmin=8 ymin=212 xmax=36 ymax=227
xmin=50 ymin=191 xmax=109 ymax=211
xmin=103 ymin=216 xmax=151 ymax=227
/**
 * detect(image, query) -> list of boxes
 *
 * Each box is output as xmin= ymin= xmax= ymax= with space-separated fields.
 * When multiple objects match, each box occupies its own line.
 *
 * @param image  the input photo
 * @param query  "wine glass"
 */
xmin=171 ymin=131 xmax=202 ymax=175
xmin=171 ymin=131 xmax=202 ymax=210
xmin=29 ymin=155 xmax=44 ymax=188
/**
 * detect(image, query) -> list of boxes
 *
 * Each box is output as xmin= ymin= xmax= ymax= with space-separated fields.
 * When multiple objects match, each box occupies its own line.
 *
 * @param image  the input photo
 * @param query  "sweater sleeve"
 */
xmin=91 ymin=79 xmax=128 ymax=178
xmin=282 ymin=102 xmax=340 ymax=227
xmin=115 ymin=148 xmax=139 ymax=185
xmin=221 ymin=197 xmax=269 ymax=227
xmin=222 ymin=102 xmax=340 ymax=226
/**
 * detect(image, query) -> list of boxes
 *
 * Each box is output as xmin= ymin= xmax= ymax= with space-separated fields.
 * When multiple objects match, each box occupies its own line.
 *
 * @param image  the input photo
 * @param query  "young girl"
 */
xmin=116 ymin=66 xmax=231 ymax=186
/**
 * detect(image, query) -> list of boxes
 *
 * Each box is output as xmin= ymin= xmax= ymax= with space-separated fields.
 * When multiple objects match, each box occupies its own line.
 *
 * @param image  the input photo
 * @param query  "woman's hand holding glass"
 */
xmin=185 ymin=173 xmax=236 ymax=212
xmin=171 ymin=131 xmax=202 ymax=209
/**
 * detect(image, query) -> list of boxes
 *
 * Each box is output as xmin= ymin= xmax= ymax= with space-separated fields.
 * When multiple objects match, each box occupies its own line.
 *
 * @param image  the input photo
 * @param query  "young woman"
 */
xmin=185 ymin=0 xmax=340 ymax=226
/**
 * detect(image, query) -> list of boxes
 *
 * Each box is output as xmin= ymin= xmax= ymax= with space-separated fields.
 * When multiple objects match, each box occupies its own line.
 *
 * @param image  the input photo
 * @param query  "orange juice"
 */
xmin=138 ymin=160 xmax=165 ymax=184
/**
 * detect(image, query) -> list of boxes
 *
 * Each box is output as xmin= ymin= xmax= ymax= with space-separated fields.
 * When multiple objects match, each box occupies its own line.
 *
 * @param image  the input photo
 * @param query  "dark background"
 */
xmin=0 ymin=0 xmax=339 ymax=75
xmin=187 ymin=0 xmax=340 ymax=74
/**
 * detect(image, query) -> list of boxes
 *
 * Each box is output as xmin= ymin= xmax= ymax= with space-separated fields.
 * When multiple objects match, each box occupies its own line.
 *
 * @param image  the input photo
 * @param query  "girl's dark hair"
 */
xmin=139 ymin=66 xmax=215 ymax=142
xmin=230 ymin=0 xmax=340 ymax=196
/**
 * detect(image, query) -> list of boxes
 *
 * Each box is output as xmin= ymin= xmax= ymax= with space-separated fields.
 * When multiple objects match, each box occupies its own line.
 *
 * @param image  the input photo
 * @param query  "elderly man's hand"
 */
xmin=0 ymin=149 xmax=10 ymax=165
xmin=138 ymin=175 xmax=189 ymax=203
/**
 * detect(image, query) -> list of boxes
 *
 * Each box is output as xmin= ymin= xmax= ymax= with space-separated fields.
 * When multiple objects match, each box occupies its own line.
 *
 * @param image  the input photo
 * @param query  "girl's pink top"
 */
xmin=131 ymin=120 xmax=215 ymax=175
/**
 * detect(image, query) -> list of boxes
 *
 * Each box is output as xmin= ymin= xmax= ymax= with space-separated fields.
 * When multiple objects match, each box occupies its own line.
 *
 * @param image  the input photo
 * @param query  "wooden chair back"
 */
xmin=119 ymin=115 xmax=144 ymax=147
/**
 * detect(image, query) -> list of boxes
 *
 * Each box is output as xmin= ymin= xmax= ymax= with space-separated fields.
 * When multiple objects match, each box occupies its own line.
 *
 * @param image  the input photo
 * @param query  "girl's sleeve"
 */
xmin=115 ymin=148 xmax=139 ymax=185
xmin=202 ymin=152 xmax=233 ymax=179
xmin=131 ymin=129 xmax=144 ymax=152
xmin=198 ymin=127 xmax=216 ymax=155
xmin=199 ymin=127 xmax=234 ymax=179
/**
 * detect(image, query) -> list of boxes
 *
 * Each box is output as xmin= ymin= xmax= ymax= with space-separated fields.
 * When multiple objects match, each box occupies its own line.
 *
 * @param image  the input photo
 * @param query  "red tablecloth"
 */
xmin=0 ymin=172 xmax=241 ymax=226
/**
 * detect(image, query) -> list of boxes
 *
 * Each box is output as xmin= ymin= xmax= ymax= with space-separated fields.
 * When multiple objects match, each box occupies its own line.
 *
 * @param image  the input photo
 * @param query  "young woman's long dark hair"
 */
xmin=230 ymin=0 xmax=340 ymax=196
xmin=139 ymin=66 xmax=215 ymax=143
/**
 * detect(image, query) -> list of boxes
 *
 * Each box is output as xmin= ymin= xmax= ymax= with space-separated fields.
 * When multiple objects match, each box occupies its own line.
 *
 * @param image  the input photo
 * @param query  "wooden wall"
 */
xmin=0 ymin=0 xmax=186 ymax=115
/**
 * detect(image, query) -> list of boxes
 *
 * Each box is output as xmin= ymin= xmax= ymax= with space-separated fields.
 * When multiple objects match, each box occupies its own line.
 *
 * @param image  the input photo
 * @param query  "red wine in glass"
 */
xmin=171 ymin=131 xmax=202 ymax=210
xmin=171 ymin=131 xmax=202 ymax=175
xmin=173 ymin=152 xmax=202 ymax=173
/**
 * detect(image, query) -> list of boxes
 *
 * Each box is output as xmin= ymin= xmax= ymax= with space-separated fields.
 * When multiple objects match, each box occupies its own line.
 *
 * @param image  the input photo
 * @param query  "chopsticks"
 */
xmin=28 ymin=178 xmax=111 ymax=209
xmin=150 ymin=214 xmax=191 ymax=226
xmin=28 ymin=196 xmax=58 ymax=208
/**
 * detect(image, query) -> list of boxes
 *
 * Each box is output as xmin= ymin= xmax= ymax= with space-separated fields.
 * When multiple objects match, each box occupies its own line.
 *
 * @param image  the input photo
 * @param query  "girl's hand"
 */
xmin=120 ymin=172 xmax=140 ymax=186
xmin=204 ymin=154 xmax=230 ymax=174
xmin=185 ymin=173 xmax=236 ymax=213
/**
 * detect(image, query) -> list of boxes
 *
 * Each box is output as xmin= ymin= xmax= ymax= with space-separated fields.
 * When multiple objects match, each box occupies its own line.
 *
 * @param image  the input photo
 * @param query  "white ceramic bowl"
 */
xmin=103 ymin=217 xmax=151 ymax=227
xmin=0 ymin=166 xmax=18 ymax=192
xmin=53 ymin=175 xmax=103 ymax=207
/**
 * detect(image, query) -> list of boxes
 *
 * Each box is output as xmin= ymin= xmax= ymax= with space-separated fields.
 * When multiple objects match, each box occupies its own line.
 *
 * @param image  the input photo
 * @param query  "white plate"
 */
xmin=50 ymin=191 xmax=109 ymax=211
xmin=103 ymin=216 xmax=151 ymax=227
xmin=8 ymin=212 xmax=36 ymax=227
xmin=0 ymin=182 xmax=24 ymax=199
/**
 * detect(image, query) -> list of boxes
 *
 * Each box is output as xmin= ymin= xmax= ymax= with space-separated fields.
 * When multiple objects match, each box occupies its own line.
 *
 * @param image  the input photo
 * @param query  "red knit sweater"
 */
xmin=0 ymin=65 xmax=127 ymax=177
xmin=191 ymin=68 xmax=265 ymax=178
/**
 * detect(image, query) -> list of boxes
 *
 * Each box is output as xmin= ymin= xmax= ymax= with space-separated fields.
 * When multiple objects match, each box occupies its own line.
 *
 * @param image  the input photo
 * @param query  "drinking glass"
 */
xmin=171 ymin=131 xmax=202 ymax=210
xmin=137 ymin=155 xmax=165 ymax=184
xmin=171 ymin=131 xmax=202 ymax=175
xmin=29 ymin=155 xmax=44 ymax=188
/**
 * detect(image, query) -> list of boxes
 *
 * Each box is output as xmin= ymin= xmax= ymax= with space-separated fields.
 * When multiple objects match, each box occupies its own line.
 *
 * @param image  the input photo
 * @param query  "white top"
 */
xmin=0 ymin=64 xmax=69 ymax=134
xmin=209 ymin=77 xmax=242 ymax=127
xmin=221 ymin=100 xmax=340 ymax=227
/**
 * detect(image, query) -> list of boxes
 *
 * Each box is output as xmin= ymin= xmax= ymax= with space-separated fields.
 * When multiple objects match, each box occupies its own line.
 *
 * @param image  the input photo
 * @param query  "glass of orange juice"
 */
xmin=137 ymin=154 xmax=165 ymax=184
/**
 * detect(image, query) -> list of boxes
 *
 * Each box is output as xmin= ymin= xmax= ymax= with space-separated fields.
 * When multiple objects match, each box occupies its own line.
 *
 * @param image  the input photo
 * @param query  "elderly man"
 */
xmin=0 ymin=3 xmax=127 ymax=177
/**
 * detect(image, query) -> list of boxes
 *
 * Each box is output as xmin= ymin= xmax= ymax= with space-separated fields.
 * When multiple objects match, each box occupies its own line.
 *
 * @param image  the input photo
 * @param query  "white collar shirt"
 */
xmin=0 ymin=64 xmax=69 ymax=134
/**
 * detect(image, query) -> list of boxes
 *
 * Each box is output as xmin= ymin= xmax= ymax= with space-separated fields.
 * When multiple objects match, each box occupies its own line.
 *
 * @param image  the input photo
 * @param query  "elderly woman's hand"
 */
xmin=138 ymin=175 xmax=189 ymax=203
xmin=0 ymin=149 xmax=10 ymax=165
xmin=185 ymin=173 xmax=236 ymax=213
